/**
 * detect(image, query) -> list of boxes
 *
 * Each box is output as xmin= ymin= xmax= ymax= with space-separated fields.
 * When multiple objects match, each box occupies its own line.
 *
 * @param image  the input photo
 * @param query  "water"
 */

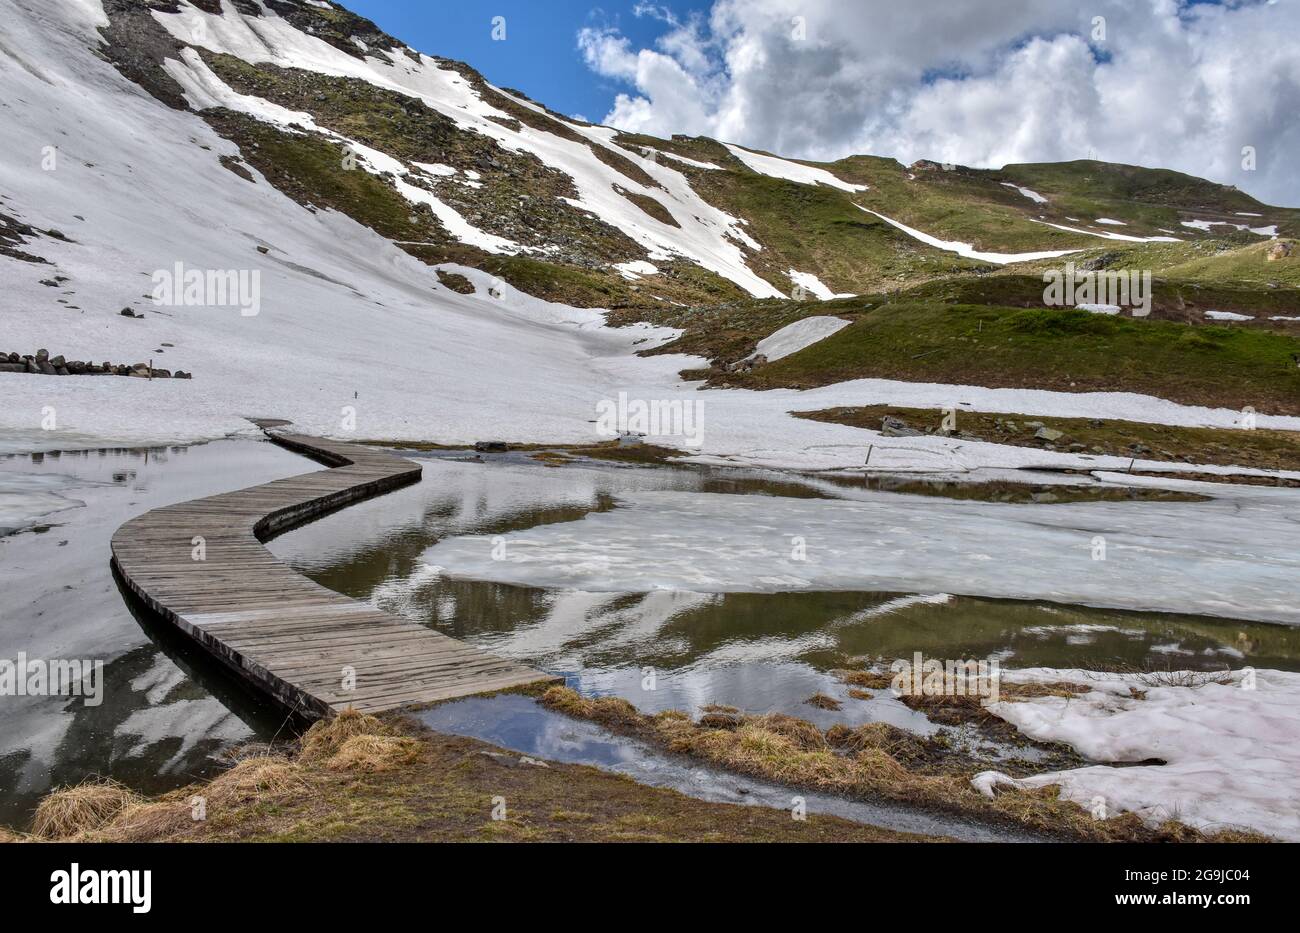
xmin=0 ymin=440 xmax=310 ymax=825
xmin=271 ymin=451 xmax=1300 ymax=713
xmin=420 ymin=693 xmax=1036 ymax=842
xmin=3 ymin=439 xmax=1298 ymax=831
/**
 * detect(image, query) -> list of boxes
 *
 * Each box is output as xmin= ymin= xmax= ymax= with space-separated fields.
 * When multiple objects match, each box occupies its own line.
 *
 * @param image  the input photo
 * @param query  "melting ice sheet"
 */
xmin=0 ymin=473 xmax=87 ymax=535
xmin=420 ymin=482 xmax=1300 ymax=625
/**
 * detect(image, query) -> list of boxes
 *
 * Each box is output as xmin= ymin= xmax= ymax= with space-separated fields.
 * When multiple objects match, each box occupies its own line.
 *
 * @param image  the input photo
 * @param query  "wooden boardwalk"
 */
xmin=110 ymin=431 xmax=558 ymax=718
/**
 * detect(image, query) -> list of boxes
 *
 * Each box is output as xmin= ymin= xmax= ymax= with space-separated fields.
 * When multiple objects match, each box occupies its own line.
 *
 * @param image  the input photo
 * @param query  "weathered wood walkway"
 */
xmin=110 ymin=431 xmax=558 ymax=718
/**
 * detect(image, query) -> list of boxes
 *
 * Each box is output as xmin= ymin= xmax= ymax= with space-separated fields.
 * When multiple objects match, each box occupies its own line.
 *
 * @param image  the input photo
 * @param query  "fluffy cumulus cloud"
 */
xmin=577 ymin=0 xmax=1300 ymax=206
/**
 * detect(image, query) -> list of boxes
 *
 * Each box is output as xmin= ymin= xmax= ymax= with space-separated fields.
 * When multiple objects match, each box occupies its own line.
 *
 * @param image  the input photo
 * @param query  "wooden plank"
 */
xmin=110 ymin=429 xmax=559 ymax=719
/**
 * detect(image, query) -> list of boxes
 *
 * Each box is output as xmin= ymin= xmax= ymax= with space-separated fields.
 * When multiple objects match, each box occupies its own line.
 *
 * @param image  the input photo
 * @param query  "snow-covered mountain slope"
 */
xmin=148 ymin=3 xmax=782 ymax=298
xmin=2 ymin=0 xmax=1299 ymax=466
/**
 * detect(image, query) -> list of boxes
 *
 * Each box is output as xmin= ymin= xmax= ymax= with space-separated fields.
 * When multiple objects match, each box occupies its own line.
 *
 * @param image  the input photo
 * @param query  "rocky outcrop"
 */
xmin=1 ymin=350 xmax=191 ymax=379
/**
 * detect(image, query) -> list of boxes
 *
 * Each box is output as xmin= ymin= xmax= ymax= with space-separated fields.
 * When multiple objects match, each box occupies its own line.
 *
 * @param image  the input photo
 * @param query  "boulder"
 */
xmin=0 ymin=362 xmax=24 ymax=373
xmin=35 ymin=348 xmax=49 ymax=363
xmin=725 ymin=353 xmax=767 ymax=374
xmin=880 ymin=415 xmax=924 ymax=438
xmin=474 ymin=441 xmax=508 ymax=453
xmin=174 ymin=371 xmax=192 ymax=379
xmin=1267 ymin=241 xmax=1292 ymax=261
xmin=1080 ymin=252 xmax=1121 ymax=271
xmin=1034 ymin=426 xmax=1065 ymax=442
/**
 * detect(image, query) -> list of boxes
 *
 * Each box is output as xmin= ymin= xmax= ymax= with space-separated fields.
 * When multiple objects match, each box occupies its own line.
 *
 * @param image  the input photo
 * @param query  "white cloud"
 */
xmin=578 ymin=0 xmax=1300 ymax=206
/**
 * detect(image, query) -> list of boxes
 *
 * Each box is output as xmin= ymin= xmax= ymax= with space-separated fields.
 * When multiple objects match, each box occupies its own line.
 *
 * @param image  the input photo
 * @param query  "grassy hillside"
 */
xmin=634 ymin=298 xmax=1300 ymax=414
xmin=763 ymin=304 xmax=1300 ymax=413
xmin=1001 ymin=160 xmax=1300 ymax=235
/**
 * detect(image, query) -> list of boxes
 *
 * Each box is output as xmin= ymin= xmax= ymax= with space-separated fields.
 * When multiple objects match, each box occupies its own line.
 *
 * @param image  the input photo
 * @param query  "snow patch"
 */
xmin=1181 ymin=219 xmax=1276 ymax=236
xmin=1028 ymin=219 xmax=1181 ymax=243
xmin=614 ymin=260 xmax=660 ymax=280
xmin=860 ymin=208 xmax=1079 ymax=264
xmin=724 ymin=143 xmax=868 ymax=193
xmin=974 ymin=668 xmax=1300 ymax=841
xmin=1000 ymin=182 xmax=1047 ymax=204
xmin=751 ymin=315 xmax=851 ymax=362
xmin=787 ymin=270 xmax=854 ymax=300
xmin=1205 ymin=310 xmax=1254 ymax=321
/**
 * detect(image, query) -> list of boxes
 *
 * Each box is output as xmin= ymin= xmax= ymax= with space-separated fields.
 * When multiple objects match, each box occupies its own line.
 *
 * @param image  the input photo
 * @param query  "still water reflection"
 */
xmin=272 ymin=450 xmax=1300 ymax=725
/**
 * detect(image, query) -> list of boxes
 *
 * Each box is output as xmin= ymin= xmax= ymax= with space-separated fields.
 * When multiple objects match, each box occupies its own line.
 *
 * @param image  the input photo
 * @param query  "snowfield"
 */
xmin=974 ymin=668 xmax=1300 ymax=841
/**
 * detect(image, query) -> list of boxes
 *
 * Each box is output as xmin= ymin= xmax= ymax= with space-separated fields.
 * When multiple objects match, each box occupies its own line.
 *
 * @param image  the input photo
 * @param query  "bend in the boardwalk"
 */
xmin=110 ymin=429 xmax=559 ymax=718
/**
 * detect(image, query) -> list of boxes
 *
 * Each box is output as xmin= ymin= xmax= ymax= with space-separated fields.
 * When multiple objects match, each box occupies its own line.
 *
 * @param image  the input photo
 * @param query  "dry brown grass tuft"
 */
xmin=541 ymin=686 xmax=645 ymax=732
xmin=208 ymin=755 xmax=305 ymax=802
xmin=826 ymin=721 xmax=928 ymax=762
xmin=67 ymin=757 xmax=305 ymax=842
xmin=750 ymin=713 xmax=828 ymax=751
xmin=299 ymin=708 xmax=387 ymax=762
xmin=0 ymin=826 xmax=28 ymax=843
xmin=325 ymin=735 xmax=421 ymax=773
xmin=31 ymin=779 xmax=141 ymax=840
xmin=835 ymin=669 xmax=892 ymax=689
xmin=805 ymin=693 xmax=842 ymax=711
xmin=1000 ymin=680 xmax=1092 ymax=699
xmin=80 ymin=800 xmax=194 ymax=843
xmin=696 ymin=710 xmax=744 ymax=729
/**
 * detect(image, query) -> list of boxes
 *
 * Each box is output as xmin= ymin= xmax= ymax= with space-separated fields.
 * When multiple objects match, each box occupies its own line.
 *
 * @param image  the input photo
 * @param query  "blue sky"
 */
xmin=343 ymin=0 xmax=702 ymax=121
